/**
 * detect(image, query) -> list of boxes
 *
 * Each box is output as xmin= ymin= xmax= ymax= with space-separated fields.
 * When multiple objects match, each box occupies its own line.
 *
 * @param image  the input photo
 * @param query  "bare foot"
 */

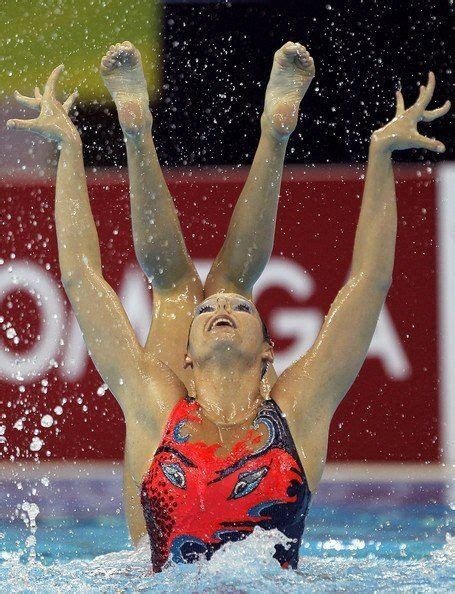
xmin=262 ymin=42 xmax=315 ymax=140
xmin=100 ymin=41 xmax=152 ymax=136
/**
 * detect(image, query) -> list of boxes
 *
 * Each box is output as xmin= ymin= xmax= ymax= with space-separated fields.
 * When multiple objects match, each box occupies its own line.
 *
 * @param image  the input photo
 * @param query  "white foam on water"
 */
xmin=0 ymin=529 xmax=453 ymax=594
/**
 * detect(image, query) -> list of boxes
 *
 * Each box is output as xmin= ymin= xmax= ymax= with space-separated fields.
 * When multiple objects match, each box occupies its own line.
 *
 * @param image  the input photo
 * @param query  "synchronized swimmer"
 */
xmin=7 ymin=40 xmax=450 ymax=571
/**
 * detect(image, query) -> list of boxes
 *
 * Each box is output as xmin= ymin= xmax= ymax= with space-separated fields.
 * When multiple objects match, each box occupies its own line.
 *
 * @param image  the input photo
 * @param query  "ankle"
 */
xmin=121 ymin=116 xmax=153 ymax=141
xmin=260 ymin=113 xmax=291 ymax=144
xmin=123 ymin=125 xmax=153 ymax=148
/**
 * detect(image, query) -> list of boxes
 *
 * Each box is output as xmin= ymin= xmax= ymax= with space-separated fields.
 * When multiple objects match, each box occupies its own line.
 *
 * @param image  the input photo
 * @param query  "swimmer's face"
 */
xmin=185 ymin=293 xmax=273 ymax=373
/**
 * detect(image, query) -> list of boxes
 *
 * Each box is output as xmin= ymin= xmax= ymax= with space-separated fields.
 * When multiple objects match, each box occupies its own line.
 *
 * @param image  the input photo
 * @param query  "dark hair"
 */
xmin=260 ymin=320 xmax=273 ymax=379
xmin=185 ymin=318 xmax=273 ymax=380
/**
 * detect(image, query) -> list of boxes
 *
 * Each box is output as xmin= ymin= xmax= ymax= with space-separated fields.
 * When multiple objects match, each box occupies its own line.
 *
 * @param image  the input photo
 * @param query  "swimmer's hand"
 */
xmin=372 ymin=71 xmax=450 ymax=153
xmin=6 ymin=65 xmax=79 ymax=143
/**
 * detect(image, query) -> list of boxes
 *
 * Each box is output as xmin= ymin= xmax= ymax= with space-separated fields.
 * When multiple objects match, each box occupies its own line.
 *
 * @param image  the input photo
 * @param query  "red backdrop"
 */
xmin=0 ymin=165 xmax=439 ymax=462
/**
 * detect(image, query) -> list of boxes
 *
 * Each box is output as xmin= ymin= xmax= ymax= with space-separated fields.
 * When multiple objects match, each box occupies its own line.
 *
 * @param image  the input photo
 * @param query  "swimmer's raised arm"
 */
xmin=204 ymin=42 xmax=315 ymax=299
xmin=7 ymin=66 xmax=92 ymax=273
xmin=7 ymin=65 xmax=184 ymax=417
xmin=272 ymin=72 xmax=450 ymax=420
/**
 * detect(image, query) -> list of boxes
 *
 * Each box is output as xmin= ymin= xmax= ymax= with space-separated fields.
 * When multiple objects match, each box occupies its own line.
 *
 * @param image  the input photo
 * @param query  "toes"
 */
xmin=111 ymin=44 xmax=134 ymax=58
xmin=295 ymin=43 xmax=311 ymax=60
xmin=281 ymin=41 xmax=299 ymax=56
xmin=297 ymin=51 xmax=311 ymax=64
xmin=101 ymin=41 xmax=139 ymax=72
xmin=299 ymin=53 xmax=313 ymax=66
xmin=281 ymin=41 xmax=307 ymax=53
xmin=100 ymin=57 xmax=119 ymax=71
xmin=278 ymin=41 xmax=312 ymax=64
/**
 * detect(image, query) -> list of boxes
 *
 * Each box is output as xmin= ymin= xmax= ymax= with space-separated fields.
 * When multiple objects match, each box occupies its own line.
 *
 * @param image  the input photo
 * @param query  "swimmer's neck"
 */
xmin=191 ymin=359 xmax=263 ymax=426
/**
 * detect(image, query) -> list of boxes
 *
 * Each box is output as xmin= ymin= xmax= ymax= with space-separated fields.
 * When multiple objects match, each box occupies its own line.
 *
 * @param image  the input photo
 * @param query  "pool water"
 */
xmin=1 ymin=504 xmax=453 ymax=593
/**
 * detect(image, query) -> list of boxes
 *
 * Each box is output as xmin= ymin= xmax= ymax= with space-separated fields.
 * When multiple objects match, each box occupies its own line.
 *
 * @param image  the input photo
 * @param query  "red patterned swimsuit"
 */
xmin=141 ymin=395 xmax=311 ymax=572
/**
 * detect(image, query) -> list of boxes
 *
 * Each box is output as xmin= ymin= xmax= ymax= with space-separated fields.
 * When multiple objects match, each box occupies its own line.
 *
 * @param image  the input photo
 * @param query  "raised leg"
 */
xmin=101 ymin=42 xmax=203 ymax=391
xmin=205 ymin=42 xmax=314 ymax=297
xmin=204 ymin=42 xmax=315 ymax=385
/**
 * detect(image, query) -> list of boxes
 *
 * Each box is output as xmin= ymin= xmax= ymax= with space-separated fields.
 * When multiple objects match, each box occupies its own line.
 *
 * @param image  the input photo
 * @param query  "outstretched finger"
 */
xmin=6 ymin=117 xmax=39 ymax=132
xmin=43 ymin=64 xmax=65 ymax=101
xmin=62 ymin=88 xmax=78 ymax=113
xmin=414 ymin=132 xmax=445 ymax=153
xmin=395 ymin=89 xmax=405 ymax=116
xmin=422 ymin=99 xmax=451 ymax=122
xmin=13 ymin=90 xmax=41 ymax=110
xmin=34 ymin=86 xmax=42 ymax=99
xmin=416 ymin=71 xmax=436 ymax=110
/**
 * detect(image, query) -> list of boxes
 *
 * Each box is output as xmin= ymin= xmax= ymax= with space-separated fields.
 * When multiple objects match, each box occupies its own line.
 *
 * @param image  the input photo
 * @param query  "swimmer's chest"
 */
xmin=142 ymin=397 xmax=305 ymax=507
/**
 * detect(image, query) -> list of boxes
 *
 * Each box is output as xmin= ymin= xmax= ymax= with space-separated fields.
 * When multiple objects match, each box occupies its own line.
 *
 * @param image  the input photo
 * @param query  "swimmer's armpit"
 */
xmin=63 ymin=263 xmax=184 ymax=415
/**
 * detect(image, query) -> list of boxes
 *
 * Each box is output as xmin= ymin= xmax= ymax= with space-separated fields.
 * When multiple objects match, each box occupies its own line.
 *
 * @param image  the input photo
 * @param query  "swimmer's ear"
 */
xmin=183 ymin=353 xmax=193 ymax=370
xmin=262 ymin=341 xmax=274 ymax=365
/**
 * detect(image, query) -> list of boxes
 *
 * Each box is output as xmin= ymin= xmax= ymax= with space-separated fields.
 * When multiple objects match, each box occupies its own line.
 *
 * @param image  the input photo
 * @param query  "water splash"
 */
xmin=0 ymin=527 xmax=453 ymax=593
xmin=17 ymin=501 xmax=40 ymax=563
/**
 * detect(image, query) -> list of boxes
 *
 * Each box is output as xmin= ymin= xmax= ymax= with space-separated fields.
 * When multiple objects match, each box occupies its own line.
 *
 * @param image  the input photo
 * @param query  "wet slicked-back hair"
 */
xmin=186 ymin=318 xmax=273 ymax=379
xmin=260 ymin=320 xmax=273 ymax=379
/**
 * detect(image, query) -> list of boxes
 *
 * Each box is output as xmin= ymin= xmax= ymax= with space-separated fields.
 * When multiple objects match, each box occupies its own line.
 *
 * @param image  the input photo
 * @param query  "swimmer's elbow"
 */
xmin=351 ymin=271 xmax=393 ymax=295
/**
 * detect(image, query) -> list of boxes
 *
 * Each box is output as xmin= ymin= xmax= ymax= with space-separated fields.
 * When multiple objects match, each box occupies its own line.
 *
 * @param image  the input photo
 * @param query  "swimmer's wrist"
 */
xmin=370 ymin=132 xmax=394 ymax=156
xmin=58 ymin=131 xmax=82 ymax=150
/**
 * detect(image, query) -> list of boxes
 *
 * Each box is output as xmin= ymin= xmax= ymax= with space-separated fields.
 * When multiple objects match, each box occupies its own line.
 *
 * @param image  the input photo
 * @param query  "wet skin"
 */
xmin=7 ymin=46 xmax=450 ymax=545
xmin=98 ymin=40 xmax=315 ymax=540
